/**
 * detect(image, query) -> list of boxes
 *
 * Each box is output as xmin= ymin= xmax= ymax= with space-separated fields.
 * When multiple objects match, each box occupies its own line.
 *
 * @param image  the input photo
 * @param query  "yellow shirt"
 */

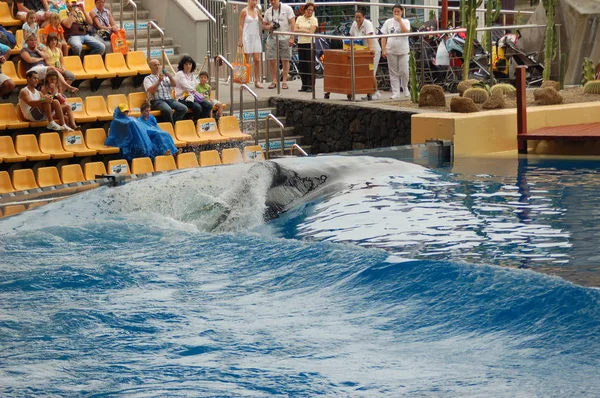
xmin=47 ymin=47 xmax=61 ymax=68
xmin=295 ymin=15 xmax=318 ymax=44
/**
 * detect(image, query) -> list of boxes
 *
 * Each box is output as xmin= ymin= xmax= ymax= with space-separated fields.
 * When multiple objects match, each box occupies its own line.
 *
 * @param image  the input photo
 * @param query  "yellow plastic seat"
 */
xmin=218 ymin=116 xmax=253 ymax=141
xmin=16 ymin=104 xmax=48 ymax=128
xmin=221 ymin=148 xmax=244 ymax=165
xmin=157 ymin=122 xmax=186 ymax=148
xmin=84 ymin=161 xmax=108 ymax=180
xmin=85 ymin=128 xmax=120 ymax=154
xmin=3 ymin=204 xmax=26 ymax=217
xmin=107 ymin=159 xmax=130 ymax=175
xmin=83 ymin=54 xmax=116 ymax=79
xmin=243 ymin=145 xmax=265 ymax=162
xmin=39 ymin=132 xmax=75 ymax=159
xmin=131 ymin=157 xmax=154 ymax=174
xmin=65 ymin=97 xmax=97 ymax=123
xmin=62 ymin=131 xmax=97 ymax=157
xmin=153 ymin=155 xmax=177 ymax=172
xmin=63 ymin=56 xmax=95 ymax=80
xmin=197 ymin=118 xmax=230 ymax=144
xmin=199 ymin=150 xmax=222 ymax=167
xmin=60 ymin=164 xmax=85 ymax=184
xmin=36 ymin=166 xmax=63 ymax=188
xmin=84 ymin=0 xmax=95 ymax=13
xmin=0 ymin=2 xmax=21 ymax=27
xmin=105 ymin=53 xmax=138 ymax=77
xmin=10 ymin=30 xmax=23 ymax=56
xmin=126 ymin=51 xmax=152 ymax=74
xmin=107 ymin=94 xmax=128 ymax=114
xmin=128 ymin=92 xmax=159 ymax=117
xmin=0 ymin=136 xmax=27 ymax=162
xmin=12 ymin=169 xmax=39 ymax=191
xmin=175 ymin=120 xmax=204 ymax=144
xmin=0 ymin=171 xmax=15 ymax=194
xmin=15 ymin=134 xmax=51 ymax=161
xmin=176 ymin=152 xmax=199 ymax=169
xmin=0 ymin=103 xmax=30 ymax=129
xmin=1 ymin=61 xmax=26 ymax=85
xmin=85 ymin=96 xmax=113 ymax=121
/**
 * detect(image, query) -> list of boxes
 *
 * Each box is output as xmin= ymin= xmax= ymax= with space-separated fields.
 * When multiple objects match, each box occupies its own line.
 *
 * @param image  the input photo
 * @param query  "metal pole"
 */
xmin=516 ymin=65 xmax=527 ymax=154
xmin=420 ymin=36 xmax=424 ymax=86
xmin=276 ymin=33 xmax=280 ymax=95
xmin=311 ymin=37 xmax=315 ymax=99
xmin=556 ymin=24 xmax=561 ymax=85
xmin=350 ymin=38 xmax=356 ymax=101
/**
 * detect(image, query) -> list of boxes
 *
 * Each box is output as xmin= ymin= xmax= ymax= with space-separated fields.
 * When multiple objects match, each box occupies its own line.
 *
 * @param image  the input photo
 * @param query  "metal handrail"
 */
xmin=239 ymin=84 xmax=259 ymax=145
xmin=265 ymin=114 xmax=285 ymax=159
xmin=120 ymin=0 xmax=137 ymax=51
xmin=290 ymin=144 xmax=308 ymax=157
xmin=146 ymin=21 xmax=165 ymax=65
xmin=214 ymin=55 xmax=234 ymax=115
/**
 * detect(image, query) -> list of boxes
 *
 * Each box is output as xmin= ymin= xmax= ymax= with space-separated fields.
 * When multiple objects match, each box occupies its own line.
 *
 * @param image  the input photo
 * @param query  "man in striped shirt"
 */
xmin=143 ymin=58 xmax=187 ymax=125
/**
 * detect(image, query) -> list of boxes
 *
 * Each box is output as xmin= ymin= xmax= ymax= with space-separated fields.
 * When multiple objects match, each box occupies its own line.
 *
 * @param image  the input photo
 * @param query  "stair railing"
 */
xmin=265 ymin=114 xmax=285 ymax=159
xmin=147 ymin=21 xmax=165 ymax=65
xmin=190 ymin=0 xmax=217 ymax=80
xmin=120 ymin=0 xmax=138 ymax=51
xmin=290 ymin=144 xmax=308 ymax=157
xmin=214 ymin=55 xmax=234 ymax=115
xmin=239 ymin=84 xmax=259 ymax=145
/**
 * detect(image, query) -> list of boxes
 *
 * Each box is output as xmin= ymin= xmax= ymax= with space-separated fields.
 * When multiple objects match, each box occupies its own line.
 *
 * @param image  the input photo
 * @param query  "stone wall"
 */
xmin=269 ymin=98 xmax=416 ymax=154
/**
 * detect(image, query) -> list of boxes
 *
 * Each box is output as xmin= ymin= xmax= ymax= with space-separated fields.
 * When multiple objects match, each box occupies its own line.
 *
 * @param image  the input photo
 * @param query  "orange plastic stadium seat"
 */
xmin=84 ymin=161 xmax=108 ymax=180
xmin=176 ymin=152 xmax=199 ymax=169
xmin=154 ymin=155 xmax=177 ymax=172
xmin=84 ymin=0 xmax=95 ymax=14
xmin=126 ymin=51 xmax=152 ymax=74
xmin=199 ymin=150 xmax=222 ymax=167
xmin=221 ymin=148 xmax=244 ymax=165
xmin=60 ymin=164 xmax=85 ymax=184
xmin=15 ymin=134 xmax=51 ymax=161
xmin=196 ymin=118 xmax=230 ymax=144
xmin=65 ymin=97 xmax=97 ymax=123
xmin=0 ymin=136 xmax=27 ymax=162
xmin=107 ymin=94 xmax=128 ymax=114
xmin=131 ymin=157 xmax=154 ymax=174
xmin=105 ymin=53 xmax=138 ymax=77
xmin=36 ymin=166 xmax=63 ymax=188
xmin=16 ymin=104 xmax=48 ymax=128
xmin=128 ymin=92 xmax=159 ymax=117
xmin=1 ymin=61 xmax=26 ymax=85
xmin=63 ymin=56 xmax=95 ymax=80
xmin=3 ymin=204 xmax=26 ymax=217
xmin=10 ymin=30 xmax=23 ymax=56
xmin=12 ymin=169 xmax=39 ymax=191
xmin=175 ymin=120 xmax=204 ymax=145
xmin=106 ymin=159 xmax=130 ymax=175
xmin=0 ymin=104 xmax=30 ymax=129
xmin=218 ymin=116 xmax=253 ymax=141
xmin=39 ymin=132 xmax=75 ymax=159
xmin=83 ymin=54 xmax=116 ymax=79
xmin=85 ymin=128 xmax=120 ymax=154
xmin=0 ymin=171 xmax=15 ymax=194
xmin=0 ymin=2 xmax=21 ymax=27
xmin=243 ymin=145 xmax=265 ymax=162
xmin=61 ymin=131 xmax=97 ymax=157
xmin=85 ymin=96 xmax=113 ymax=121
xmin=157 ymin=122 xmax=186 ymax=148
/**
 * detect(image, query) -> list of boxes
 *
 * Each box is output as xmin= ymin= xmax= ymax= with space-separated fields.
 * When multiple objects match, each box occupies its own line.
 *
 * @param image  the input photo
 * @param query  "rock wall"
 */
xmin=269 ymin=98 xmax=416 ymax=154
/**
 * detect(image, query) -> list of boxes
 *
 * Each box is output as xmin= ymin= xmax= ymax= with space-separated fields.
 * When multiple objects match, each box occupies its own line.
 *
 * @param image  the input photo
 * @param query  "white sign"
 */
xmin=235 ymin=110 xmax=272 ymax=121
xmin=70 ymin=102 xmax=83 ymax=112
xmin=199 ymin=121 xmax=217 ymax=132
xmin=64 ymin=135 xmax=82 ymax=145
xmin=111 ymin=164 xmax=128 ymax=174
xmin=258 ymin=139 xmax=296 ymax=151
xmin=141 ymin=48 xmax=175 ymax=57
xmin=123 ymin=22 xmax=148 ymax=31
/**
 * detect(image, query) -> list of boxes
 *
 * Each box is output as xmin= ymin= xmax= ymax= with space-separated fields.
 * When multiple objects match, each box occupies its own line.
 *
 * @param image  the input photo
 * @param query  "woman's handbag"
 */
xmin=111 ymin=29 xmax=129 ymax=54
xmin=232 ymin=48 xmax=250 ymax=84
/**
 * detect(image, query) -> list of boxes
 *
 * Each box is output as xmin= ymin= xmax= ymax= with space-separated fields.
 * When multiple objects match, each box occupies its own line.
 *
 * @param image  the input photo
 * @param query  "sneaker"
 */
xmin=390 ymin=95 xmax=401 ymax=100
xmin=47 ymin=121 xmax=64 ymax=131
xmin=361 ymin=94 xmax=373 ymax=101
xmin=62 ymin=124 xmax=74 ymax=132
xmin=372 ymin=91 xmax=381 ymax=100
xmin=403 ymin=87 xmax=410 ymax=97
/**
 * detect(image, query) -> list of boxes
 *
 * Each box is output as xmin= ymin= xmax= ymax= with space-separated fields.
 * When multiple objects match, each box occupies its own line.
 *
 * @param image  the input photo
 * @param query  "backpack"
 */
xmin=0 ymin=25 xmax=16 ymax=49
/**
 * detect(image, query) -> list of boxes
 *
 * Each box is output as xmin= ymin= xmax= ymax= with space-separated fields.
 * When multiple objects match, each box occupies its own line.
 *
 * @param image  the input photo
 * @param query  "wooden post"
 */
xmin=441 ymin=0 xmax=448 ymax=29
xmin=516 ymin=66 xmax=527 ymax=154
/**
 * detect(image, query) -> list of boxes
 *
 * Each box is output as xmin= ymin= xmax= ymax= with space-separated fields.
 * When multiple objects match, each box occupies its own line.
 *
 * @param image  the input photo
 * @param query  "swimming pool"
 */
xmin=1 ymin=155 xmax=599 ymax=396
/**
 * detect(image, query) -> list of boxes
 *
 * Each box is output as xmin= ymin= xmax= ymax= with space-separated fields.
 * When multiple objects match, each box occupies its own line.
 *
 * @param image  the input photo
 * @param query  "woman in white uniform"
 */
xmin=349 ymin=8 xmax=381 ymax=100
xmin=238 ymin=0 xmax=264 ymax=88
xmin=380 ymin=4 xmax=411 ymax=100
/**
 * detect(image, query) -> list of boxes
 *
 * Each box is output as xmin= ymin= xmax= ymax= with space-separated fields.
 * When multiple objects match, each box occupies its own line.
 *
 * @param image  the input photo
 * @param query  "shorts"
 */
xmin=266 ymin=37 xmax=292 ymax=60
xmin=24 ymin=106 xmax=47 ymax=122
xmin=17 ymin=10 xmax=46 ymax=20
xmin=29 ymin=65 xmax=48 ymax=80
xmin=0 ymin=73 xmax=10 ymax=86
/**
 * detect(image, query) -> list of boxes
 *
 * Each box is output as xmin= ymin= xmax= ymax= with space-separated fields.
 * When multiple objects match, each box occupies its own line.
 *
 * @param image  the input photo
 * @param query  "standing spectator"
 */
xmin=15 ymin=0 xmax=51 ymax=24
xmin=238 ymin=0 xmax=263 ymax=88
xmin=380 ymin=4 xmax=411 ymax=99
xmin=350 ymin=8 xmax=381 ymax=101
xmin=293 ymin=3 xmax=318 ymax=92
xmin=21 ymin=33 xmax=77 ymax=92
xmin=90 ymin=0 xmax=118 ymax=53
xmin=263 ymin=0 xmax=295 ymax=90
xmin=143 ymin=58 xmax=187 ymax=125
xmin=59 ymin=0 xmax=105 ymax=57
xmin=40 ymin=12 xmax=70 ymax=56
xmin=0 ymin=46 xmax=15 ymax=97
xmin=18 ymin=70 xmax=70 ymax=131
xmin=174 ymin=55 xmax=212 ymax=121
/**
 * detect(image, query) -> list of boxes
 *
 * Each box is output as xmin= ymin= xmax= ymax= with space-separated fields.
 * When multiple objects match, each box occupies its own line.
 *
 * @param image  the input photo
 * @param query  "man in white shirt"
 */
xmin=263 ymin=0 xmax=295 ymax=89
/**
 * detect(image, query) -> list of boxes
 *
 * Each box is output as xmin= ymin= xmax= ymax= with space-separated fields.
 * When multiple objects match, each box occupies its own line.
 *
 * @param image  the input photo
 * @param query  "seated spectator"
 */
xmin=15 ymin=0 xmax=51 ymax=24
xmin=143 ymin=58 xmax=187 ymax=125
xmin=18 ymin=70 xmax=72 ymax=131
xmin=174 ymin=55 xmax=211 ymax=122
xmin=22 ymin=10 xmax=45 ymax=50
xmin=41 ymin=70 xmax=78 ymax=130
xmin=196 ymin=71 xmax=224 ymax=119
xmin=138 ymin=102 xmax=178 ymax=155
xmin=59 ymin=0 xmax=105 ymax=57
xmin=40 ymin=13 xmax=69 ymax=56
xmin=20 ymin=33 xmax=77 ymax=92
xmin=90 ymin=0 xmax=118 ymax=53
xmin=105 ymin=103 xmax=177 ymax=161
xmin=48 ymin=0 xmax=67 ymax=14
xmin=0 ymin=46 xmax=15 ymax=97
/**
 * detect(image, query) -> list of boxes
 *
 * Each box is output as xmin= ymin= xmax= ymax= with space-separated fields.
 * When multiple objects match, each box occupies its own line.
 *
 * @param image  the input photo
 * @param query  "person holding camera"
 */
xmin=59 ymin=0 xmax=105 ymax=57
xmin=143 ymin=58 xmax=188 ymax=125
xmin=263 ymin=0 xmax=295 ymax=90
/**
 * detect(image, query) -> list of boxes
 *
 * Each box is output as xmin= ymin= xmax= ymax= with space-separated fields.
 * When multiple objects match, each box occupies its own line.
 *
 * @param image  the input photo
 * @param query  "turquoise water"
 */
xmin=1 ymin=156 xmax=599 ymax=396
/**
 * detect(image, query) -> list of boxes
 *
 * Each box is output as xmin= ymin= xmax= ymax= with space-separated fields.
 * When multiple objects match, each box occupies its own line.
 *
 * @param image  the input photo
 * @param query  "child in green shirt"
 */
xmin=195 ymin=71 xmax=224 ymax=119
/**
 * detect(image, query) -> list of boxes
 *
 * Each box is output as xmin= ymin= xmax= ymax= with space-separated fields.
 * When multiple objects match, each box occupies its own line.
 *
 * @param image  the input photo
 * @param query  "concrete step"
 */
xmin=129 ymin=36 xmax=175 ymax=48
xmin=115 ymin=10 xmax=150 ymax=21
xmin=241 ymin=126 xmax=296 ymax=140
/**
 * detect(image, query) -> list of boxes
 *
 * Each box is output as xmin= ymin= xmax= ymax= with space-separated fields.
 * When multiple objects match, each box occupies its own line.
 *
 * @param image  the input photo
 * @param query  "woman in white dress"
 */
xmin=350 ymin=8 xmax=382 ymax=100
xmin=380 ymin=4 xmax=411 ymax=100
xmin=238 ymin=0 xmax=264 ymax=88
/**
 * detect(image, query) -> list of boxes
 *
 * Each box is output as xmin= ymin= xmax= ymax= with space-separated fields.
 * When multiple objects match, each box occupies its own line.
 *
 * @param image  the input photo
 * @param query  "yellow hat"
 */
xmin=118 ymin=103 xmax=129 ymax=113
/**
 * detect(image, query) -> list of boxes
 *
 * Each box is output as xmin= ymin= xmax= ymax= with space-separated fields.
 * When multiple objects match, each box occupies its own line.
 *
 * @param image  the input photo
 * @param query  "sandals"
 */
xmin=254 ymin=83 xmax=264 ymax=89
xmin=268 ymin=83 xmax=277 ymax=89
xmin=281 ymin=83 xmax=289 ymax=89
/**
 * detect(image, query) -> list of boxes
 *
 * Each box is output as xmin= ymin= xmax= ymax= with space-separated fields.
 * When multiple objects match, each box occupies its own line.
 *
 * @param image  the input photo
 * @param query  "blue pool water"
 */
xmin=1 ymin=156 xmax=599 ymax=396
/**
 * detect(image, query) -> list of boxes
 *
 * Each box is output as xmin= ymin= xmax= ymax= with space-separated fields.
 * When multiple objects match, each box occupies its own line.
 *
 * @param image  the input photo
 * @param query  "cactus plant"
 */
xmin=583 ymin=80 xmax=600 ymax=94
xmin=541 ymin=0 xmax=557 ymax=81
xmin=490 ymin=83 xmax=516 ymax=95
xmin=582 ymin=58 xmax=595 ymax=85
xmin=463 ymin=87 xmax=490 ymax=103
xmin=462 ymin=0 xmax=483 ymax=81
xmin=409 ymin=51 xmax=419 ymax=103
xmin=482 ymin=0 xmax=502 ymax=55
